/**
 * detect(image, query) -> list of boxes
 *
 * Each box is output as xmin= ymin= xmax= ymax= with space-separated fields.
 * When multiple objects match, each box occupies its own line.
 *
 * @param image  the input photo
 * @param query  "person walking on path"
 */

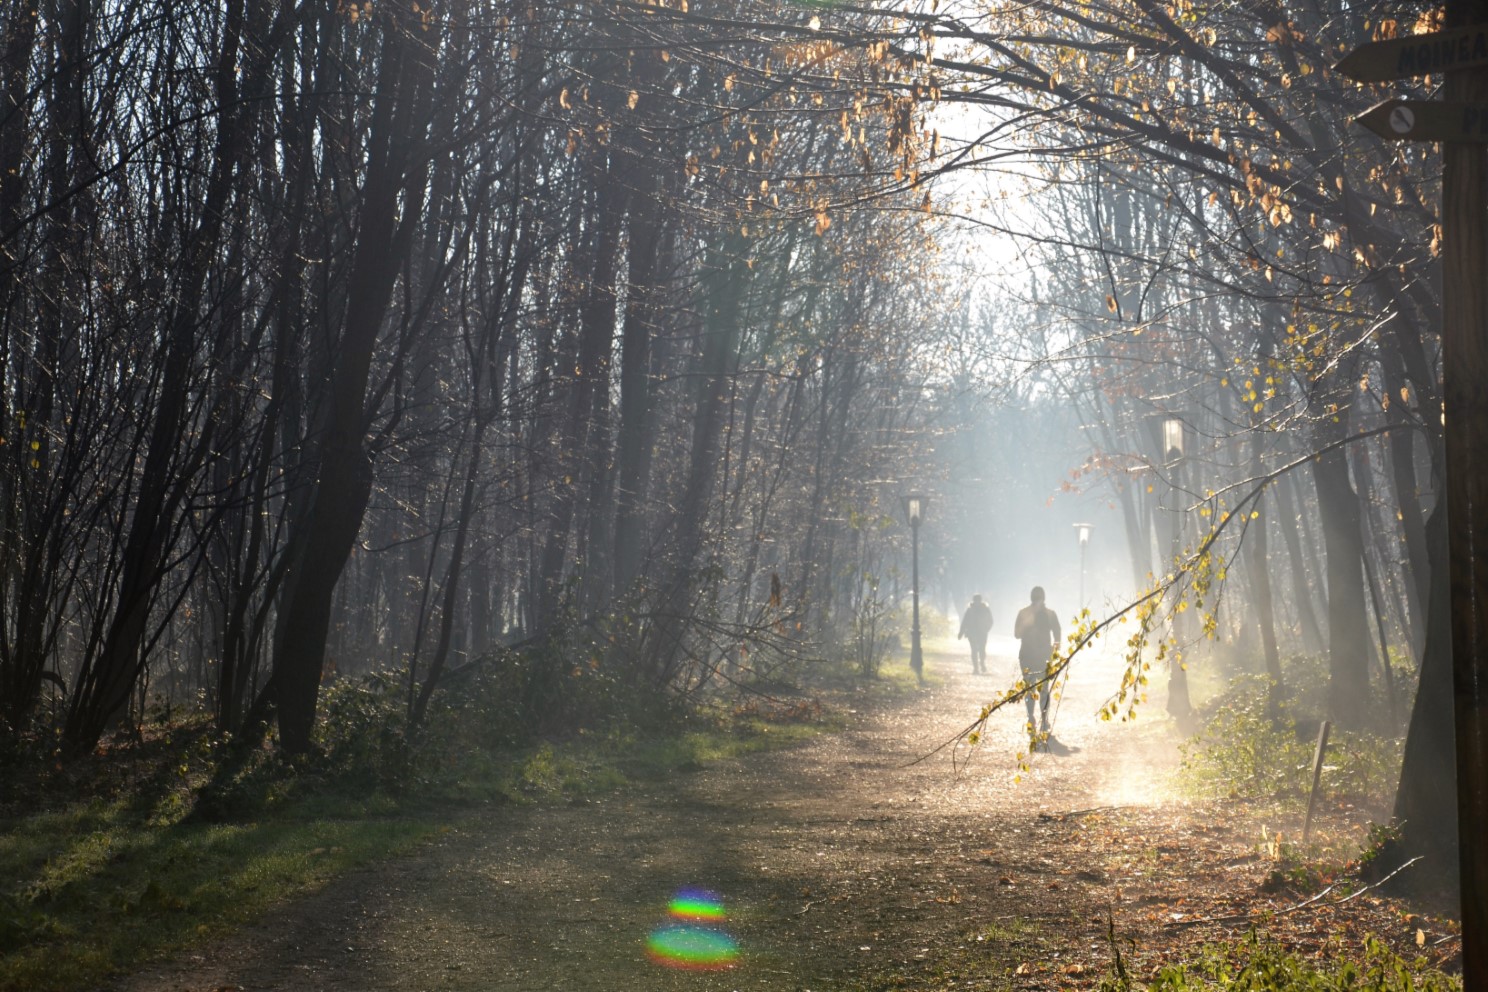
xmin=957 ymin=595 xmax=994 ymax=675
xmin=1013 ymin=586 xmax=1061 ymax=738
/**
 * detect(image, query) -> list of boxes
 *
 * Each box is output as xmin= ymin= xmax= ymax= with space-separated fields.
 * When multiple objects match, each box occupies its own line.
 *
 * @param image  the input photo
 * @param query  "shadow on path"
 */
xmin=113 ymin=641 xmax=1182 ymax=991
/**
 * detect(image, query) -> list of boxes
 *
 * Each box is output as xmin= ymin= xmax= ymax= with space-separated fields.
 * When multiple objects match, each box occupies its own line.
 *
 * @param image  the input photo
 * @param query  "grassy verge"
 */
xmin=1100 ymin=931 xmax=1459 ymax=991
xmin=1 ymin=794 xmax=440 ymax=992
xmin=0 ymin=660 xmax=883 ymax=992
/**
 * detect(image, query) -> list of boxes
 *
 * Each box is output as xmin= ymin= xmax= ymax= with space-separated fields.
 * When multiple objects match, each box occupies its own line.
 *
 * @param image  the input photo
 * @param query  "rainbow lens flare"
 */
xmin=667 ymin=888 xmax=727 ymax=923
xmin=646 ymin=888 xmax=738 ymax=970
xmin=646 ymin=924 xmax=739 ymax=970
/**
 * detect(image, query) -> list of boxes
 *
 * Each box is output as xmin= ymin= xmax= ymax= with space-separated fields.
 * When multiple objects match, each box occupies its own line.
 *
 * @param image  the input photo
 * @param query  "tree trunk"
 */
xmin=1274 ymin=467 xmax=1327 ymax=654
xmin=65 ymin=0 xmax=264 ymax=749
xmin=535 ymin=168 xmax=627 ymax=627
xmin=1311 ymin=437 xmax=1373 ymax=728
xmin=612 ymin=184 xmax=667 ymax=593
xmin=268 ymin=7 xmax=435 ymax=755
xmin=645 ymin=234 xmax=748 ymax=683
xmin=1392 ymin=500 xmax=1457 ymax=893
xmin=1246 ymin=439 xmax=1283 ymax=719
xmin=1379 ymin=349 xmax=1430 ymax=661
xmin=0 ymin=0 xmax=49 ymax=733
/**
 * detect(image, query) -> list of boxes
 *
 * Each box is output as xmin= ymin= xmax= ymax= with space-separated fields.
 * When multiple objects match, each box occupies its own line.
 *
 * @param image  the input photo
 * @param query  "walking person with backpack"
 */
xmin=1013 ymin=586 xmax=1061 ymax=742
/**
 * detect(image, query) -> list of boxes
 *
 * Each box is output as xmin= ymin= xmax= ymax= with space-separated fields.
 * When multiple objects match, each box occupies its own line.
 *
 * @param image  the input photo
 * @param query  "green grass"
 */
xmin=0 ymin=685 xmax=852 ymax=992
xmin=972 ymin=917 xmax=1043 ymax=943
xmin=1100 ymin=932 xmax=1459 ymax=991
xmin=0 ymin=793 xmax=441 ymax=992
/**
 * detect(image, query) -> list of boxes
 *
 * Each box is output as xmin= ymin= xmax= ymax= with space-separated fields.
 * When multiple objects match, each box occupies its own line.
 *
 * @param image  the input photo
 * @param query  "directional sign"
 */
xmin=1355 ymin=98 xmax=1488 ymax=142
xmin=1335 ymin=26 xmax=1488 ymax=82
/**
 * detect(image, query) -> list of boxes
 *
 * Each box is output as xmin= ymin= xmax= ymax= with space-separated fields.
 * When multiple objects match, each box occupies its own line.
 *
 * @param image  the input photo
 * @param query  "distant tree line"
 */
xmin=0 ymin=1 xmax=952 ymax=756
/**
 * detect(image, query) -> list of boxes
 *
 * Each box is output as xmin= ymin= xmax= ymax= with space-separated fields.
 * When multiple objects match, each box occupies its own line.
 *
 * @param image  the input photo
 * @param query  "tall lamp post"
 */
xmin=905 ymin=493 xmax=926 ymax=684
xmin=1161 ymin=414 xmax=1192 ymax=720
xmin=1073 ymin=522 xmax=1092 ymax=610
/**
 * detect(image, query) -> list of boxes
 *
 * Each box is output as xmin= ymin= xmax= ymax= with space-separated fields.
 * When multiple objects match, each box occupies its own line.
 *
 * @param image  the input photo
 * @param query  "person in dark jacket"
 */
xmin=1013 ymin=586 xmax=1061 ymax=735
xmin=957 ymin=594 xmax=994 ymax=674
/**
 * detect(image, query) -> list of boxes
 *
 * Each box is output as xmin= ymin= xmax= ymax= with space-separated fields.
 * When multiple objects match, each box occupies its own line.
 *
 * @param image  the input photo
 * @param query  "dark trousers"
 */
xmin=968 ymin=636 xmax=988 ymax=673
xmin=1019 ymin=656 xmax=1051 ymax=732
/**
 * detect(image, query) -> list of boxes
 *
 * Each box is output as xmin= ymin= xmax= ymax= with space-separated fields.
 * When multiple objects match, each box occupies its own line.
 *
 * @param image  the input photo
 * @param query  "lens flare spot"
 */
xmin=646 ymin=924 xmax=738 ymax=970
xmin=667 ymin=887 xmax=727 ymax=923
xmin=648 ymin=888 xmax=737 ymax=970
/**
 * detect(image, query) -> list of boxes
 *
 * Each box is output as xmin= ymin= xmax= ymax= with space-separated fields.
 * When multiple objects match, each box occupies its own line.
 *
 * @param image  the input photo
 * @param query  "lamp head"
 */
xmin=905 ymin=492 xmax=926 ymax=526
xmin=1162 ymin=415 xmax=1185 ymax=460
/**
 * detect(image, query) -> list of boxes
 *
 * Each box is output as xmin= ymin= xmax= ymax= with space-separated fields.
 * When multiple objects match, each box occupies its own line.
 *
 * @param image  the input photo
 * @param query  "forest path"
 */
xmin=114 ymin=635 xmax=1188 ymax=992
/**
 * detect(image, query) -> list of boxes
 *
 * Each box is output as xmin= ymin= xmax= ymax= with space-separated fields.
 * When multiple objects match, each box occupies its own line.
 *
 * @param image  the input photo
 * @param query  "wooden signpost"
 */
xmin=1301 ymin=721 xmax=1332 ymax=844
xmin=1339 ymin=30 xmax=1488 ymax=138
xmin=1355 ymin=98 xmax=1488 ymax=142
xmin=1341 ymin=13 xmax=1488 ymax=989
xmin=1335 ymin=24 xmax=1488 ymax=82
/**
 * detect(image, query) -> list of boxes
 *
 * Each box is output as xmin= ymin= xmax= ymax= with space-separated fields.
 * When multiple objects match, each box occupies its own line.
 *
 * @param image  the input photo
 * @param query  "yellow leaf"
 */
xmin=627 ymin=90 xmax=639 ymax=110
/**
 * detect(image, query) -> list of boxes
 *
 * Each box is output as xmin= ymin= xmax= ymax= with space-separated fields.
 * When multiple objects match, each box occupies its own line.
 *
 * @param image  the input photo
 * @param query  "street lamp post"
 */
xmin=905 ymin=493 xmax=926 ymax=684
xmin=1073 ymin=522 xmax=1092 ymax=610
xmin=1161 ymin=414 xmax=1192 ymax=720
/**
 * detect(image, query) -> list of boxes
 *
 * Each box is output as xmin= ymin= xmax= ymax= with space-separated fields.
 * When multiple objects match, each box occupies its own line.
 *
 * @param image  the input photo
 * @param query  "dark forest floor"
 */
xmin=107 ymin=638 xmax=1461 ymax=991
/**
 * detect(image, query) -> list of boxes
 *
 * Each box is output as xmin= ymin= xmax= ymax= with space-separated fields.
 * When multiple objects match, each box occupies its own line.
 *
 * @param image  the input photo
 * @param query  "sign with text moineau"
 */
xmin=1355 ymin=98 xmax=1488 ymax=142
xmin=1336 ymin=26 xmax=1488 ymax=82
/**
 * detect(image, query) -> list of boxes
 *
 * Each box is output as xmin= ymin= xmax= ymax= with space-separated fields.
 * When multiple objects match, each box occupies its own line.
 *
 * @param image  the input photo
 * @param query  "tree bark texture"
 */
xmin=1441 ymin=6 xmax=1488 ymax=973
xmin=270 ymin=8 xmax=435 ymax=754
xmin=1310 ymin=441 xmax=1372 ymax=728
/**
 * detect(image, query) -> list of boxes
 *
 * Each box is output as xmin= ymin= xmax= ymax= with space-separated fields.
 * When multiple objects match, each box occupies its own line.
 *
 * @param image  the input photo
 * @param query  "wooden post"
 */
xmin=1302 ymin=720 xmax=1331 ymax=844
xmin=1444 ymin=2 xmax=1488 ymax=984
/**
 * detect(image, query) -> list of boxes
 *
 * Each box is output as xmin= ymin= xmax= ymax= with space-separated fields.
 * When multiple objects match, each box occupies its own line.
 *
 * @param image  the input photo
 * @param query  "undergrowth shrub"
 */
xmin=1179 ymin=672 xmax=1402 ymax=810
xmin=307 ymin=642 xmax=681 ymax=798
xmin=1102 ymin=931 xmax=1458 ymax=991
xmin=191 ymin=615 xmax=699 ymax=817
xmin=314 ymin=668 xmax=420 ymax=792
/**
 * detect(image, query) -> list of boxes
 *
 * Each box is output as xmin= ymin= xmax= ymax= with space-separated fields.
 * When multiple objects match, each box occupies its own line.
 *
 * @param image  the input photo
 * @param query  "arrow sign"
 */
xmin=1336 ymin=26 xmax=1488 ymax=82
xmin=1355 ymin=98 xmax=1488 ymax=142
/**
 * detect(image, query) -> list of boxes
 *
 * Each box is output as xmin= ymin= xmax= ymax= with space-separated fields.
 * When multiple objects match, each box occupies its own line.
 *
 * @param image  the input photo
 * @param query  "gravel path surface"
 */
xmin=113 ymin=635 xmax=1184 ymax=992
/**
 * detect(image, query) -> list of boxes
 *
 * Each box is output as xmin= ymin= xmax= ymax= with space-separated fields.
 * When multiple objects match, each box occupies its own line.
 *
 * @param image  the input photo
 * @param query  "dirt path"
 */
xmin=112 ymin=637 xmax=1203 ymax=992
